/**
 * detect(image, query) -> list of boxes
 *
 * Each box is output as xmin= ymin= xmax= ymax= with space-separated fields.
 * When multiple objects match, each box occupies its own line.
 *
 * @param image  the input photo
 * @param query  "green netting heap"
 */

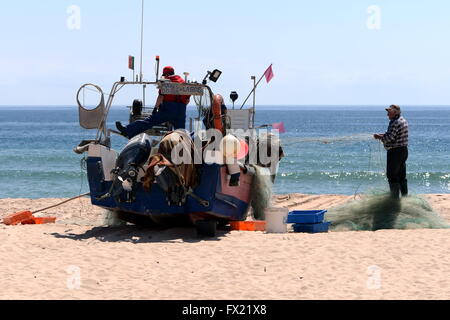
xmin=326 ymin=191 xmax=450 ymax=231
xmin=250 ymin=165 xmax=273 ymax=220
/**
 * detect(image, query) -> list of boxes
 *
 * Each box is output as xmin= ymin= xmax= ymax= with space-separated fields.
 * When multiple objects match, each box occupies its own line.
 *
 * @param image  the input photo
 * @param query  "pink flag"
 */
xmin=272 ymin=122 xmax=285 ymax=133
xmin=264 ymin=64 xmax=274 ymax=83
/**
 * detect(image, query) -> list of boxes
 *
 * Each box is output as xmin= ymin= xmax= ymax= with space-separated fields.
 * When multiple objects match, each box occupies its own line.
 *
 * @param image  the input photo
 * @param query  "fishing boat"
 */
xmin=72 ymin=2 xmax=282 ymax=237
xmin=73 ymin=64 xmax=283 ymax=237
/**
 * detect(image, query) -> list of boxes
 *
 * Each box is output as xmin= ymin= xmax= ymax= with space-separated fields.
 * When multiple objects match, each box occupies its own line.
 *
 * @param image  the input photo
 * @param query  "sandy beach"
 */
xmin=1 ymin=194 xmax=450 ymax=300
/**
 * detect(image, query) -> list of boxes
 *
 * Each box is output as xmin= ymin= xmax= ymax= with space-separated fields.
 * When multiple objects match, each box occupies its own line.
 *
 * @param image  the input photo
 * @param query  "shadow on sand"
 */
xmin=50 ymin=225 xmax=230 ymax=244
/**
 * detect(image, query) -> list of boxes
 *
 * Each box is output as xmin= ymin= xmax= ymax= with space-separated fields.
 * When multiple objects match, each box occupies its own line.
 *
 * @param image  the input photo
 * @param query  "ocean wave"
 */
xmin=0 ymin=169 xmax=83 ymax=179
xmin=276 ymin=170 xmax=450 ymax=183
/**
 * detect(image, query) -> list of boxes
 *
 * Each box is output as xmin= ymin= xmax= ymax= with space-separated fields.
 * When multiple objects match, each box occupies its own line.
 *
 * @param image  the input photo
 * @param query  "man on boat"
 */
xmin=116 ymin=66 xmax=190 ymax=139
xmin=373 ymin=104 xmax=409 ymax=198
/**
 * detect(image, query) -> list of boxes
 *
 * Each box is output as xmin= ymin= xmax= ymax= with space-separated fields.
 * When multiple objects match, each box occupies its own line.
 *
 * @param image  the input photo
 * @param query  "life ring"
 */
xmin=212 ymin=94 xmax=224 ymax=133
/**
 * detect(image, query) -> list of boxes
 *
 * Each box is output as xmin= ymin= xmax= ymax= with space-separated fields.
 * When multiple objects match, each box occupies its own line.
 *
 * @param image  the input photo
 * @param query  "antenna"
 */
xmin=155 ymin=56 xmax=160 ymax=81
xmin=140 ymin=0 xmax=145 ymax=106
xmin=139 ymin=0 xmax=145 ymax=82
xmin=183 ymin=72 xmax=190 ymax=82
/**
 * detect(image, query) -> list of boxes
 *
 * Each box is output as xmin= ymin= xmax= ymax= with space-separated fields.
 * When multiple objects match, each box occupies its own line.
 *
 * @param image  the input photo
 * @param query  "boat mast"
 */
xmin=140 ymin=0 xmax=146 ymax=106
xmin=251 ymin=75 xmax=256 ymax=128
xmin=139 ymin=0 xmax=144 ymax=82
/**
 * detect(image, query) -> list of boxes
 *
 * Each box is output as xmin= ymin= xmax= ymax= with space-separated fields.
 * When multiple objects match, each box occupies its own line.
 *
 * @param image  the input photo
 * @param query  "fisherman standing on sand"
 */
xmin=374 ymin=104 xmax=409 ymax=198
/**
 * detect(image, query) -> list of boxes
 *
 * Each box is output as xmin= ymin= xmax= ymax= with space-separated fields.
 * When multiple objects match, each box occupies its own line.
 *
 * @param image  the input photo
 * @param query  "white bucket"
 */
xmin=265 ymin=207 xmax=289 ymax=233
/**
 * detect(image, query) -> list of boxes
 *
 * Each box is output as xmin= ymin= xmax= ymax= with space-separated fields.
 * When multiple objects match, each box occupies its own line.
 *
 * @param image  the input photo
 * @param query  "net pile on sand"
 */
xmin=326 ymin=192 xmax=450 ymax=231
xmin=250 ymin=165 xmax=274 ymax=220
xmin=102 ymin=210 xmax=127 ymax=226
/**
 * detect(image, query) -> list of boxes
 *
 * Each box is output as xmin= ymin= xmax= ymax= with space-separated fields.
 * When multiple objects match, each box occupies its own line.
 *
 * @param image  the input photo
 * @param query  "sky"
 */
xmin=1 ymin=0 xmax=450 ymax=106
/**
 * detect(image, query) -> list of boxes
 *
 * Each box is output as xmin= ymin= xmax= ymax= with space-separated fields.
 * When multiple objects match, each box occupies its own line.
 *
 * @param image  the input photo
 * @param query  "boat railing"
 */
xmin=93 ymin=80 xmax=211 ymax=144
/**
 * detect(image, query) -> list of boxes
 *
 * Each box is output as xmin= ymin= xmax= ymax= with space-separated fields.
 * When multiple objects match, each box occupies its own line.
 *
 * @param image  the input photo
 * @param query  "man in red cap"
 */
xmin=116 ymin=66 xmax=190 ymax=138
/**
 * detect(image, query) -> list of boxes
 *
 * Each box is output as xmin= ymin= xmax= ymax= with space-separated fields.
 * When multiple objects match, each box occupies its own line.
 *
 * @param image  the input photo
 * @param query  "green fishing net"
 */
xmin=284 ymin=134 xmax=450 ymax=231
xmin=250 ymin=165 xmax=274 ymax=220
xmin=326 ymin=191 xmax=450 ymax=231
xmin=245 ymin=133 xmax=450 ymax=231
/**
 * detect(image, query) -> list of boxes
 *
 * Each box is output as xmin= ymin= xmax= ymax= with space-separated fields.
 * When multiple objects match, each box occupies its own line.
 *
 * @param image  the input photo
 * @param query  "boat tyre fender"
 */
xmin=116 ymin=211 xmax=156 ymax=227
xmin=195 ymin=220 xmax=217 ymax=237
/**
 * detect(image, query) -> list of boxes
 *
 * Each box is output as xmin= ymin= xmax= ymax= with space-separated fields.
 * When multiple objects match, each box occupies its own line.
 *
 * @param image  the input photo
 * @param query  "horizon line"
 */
xmin=2 ymin=104 xmax=450 ymax=107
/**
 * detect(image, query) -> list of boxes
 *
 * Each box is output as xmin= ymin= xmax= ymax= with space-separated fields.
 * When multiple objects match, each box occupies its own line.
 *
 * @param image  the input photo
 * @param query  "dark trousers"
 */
xmin=125 ymin=101 xmax=187 ymax=138
xmin=386 ymin=146 xmax=408 ymax=196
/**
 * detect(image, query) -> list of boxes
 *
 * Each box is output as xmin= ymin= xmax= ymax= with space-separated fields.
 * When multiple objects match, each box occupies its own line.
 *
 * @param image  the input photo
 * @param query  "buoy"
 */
xmin=221 ymin=134 xmax=240 ymax=158
xmin=236 ymin=139 xmax=249 ymax=160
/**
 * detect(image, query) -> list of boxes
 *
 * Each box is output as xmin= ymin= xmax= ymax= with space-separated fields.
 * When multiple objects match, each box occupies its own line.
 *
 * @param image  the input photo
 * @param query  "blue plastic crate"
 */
xmin=287 ymin=210 xmax=327 ymax=224
xmin=292 ymin=221 xmax=331 ymax=233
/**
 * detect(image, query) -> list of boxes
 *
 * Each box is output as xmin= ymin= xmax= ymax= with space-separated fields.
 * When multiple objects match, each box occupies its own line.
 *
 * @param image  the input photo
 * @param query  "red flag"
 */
xmin=264 ymin=64 xmax=274 ymax=83
xmin=272 ymin=122 xmax=285 ymax=133
xmin=128 ymin=56 xmax=135 ymax=70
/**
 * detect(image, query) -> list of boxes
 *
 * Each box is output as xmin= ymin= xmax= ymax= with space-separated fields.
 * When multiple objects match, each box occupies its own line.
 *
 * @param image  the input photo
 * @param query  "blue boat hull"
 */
xmin=86 ymin=157 xmax=253 ymax=224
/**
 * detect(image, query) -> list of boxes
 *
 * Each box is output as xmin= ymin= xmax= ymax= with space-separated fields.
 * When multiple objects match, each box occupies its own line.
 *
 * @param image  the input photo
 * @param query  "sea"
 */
xmin=1 ymin=105 xmax=449 ymax=199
